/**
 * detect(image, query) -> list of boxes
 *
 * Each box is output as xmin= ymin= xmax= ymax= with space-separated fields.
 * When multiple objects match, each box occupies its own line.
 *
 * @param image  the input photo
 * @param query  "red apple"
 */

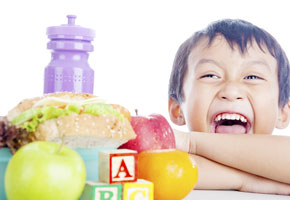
xmin=119 ymin=114 xmax=176 ymax=152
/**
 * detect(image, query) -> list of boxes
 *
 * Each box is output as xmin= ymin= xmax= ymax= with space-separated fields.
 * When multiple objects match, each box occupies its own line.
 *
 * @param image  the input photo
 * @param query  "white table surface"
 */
xmin=184 ymin=190 xmax=290 ymax=200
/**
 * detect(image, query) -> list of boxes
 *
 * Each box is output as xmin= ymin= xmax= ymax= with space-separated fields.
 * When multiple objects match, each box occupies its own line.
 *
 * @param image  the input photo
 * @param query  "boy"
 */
xmin=168 ymin=19 xmax=290 ymax=195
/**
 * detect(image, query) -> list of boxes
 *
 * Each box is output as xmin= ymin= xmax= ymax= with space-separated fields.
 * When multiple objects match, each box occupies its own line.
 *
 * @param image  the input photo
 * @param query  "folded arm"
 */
xmin=191 ymin=154 xmax=290 ymax=195
xmin=174 ymin=130 xmax=290 ymax=184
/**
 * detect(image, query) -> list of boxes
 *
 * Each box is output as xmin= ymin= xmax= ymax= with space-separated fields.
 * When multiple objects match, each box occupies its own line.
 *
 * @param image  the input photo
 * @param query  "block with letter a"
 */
xmin=80 ymin=181 xmax=122 ymax=200
xmin=99 ymin=149 xmax=138 ymax=184
xmin=123 ymin=179 xmax=154 ymax=200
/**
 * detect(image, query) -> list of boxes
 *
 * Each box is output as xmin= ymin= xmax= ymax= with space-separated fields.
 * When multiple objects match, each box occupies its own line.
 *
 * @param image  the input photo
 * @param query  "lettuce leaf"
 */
xmin=11 ymin=103 xmax=125 ymax=132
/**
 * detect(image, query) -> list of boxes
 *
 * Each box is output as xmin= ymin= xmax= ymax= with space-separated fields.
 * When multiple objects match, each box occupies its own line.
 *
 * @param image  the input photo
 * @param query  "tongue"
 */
xmin=215 ymin=125 xmax=246 ymax=134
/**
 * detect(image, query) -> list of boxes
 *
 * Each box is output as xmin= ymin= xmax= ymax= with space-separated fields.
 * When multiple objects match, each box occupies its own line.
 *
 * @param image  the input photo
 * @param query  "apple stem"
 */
xmin=135 ymin=109 xmax=138 ymax=116
xmin=57 ymin=134 xmax=65 ymax=154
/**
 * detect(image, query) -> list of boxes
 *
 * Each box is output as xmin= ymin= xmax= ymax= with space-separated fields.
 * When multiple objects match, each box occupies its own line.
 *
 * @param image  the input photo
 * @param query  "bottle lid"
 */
xmin=47 ymin=15 xmax=95 ymax=41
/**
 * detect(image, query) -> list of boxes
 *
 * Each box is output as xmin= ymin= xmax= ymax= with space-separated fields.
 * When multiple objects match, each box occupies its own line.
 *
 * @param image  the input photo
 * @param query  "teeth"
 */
xmin=225 ymin=114 xmax=231 ymax=120
xmin=240 ymin=116 xmax=247 ymax=123
xmin=214 ymin=113 xmax=248 ymax=123
xmin=222 ymin=114 xmax=226 ymax=120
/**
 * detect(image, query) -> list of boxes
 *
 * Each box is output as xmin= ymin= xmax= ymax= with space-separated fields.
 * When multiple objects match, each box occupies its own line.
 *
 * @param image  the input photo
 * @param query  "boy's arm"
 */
xmin=191 ymin=154 xmax=290 ymax=195
xmin=174 ymin=130 xmax=290 ymax=184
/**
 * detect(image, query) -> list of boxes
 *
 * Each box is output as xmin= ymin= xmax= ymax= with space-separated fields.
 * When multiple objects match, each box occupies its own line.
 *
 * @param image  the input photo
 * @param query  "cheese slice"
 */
xmin=32 ymin=96 xmax=107 ymax=108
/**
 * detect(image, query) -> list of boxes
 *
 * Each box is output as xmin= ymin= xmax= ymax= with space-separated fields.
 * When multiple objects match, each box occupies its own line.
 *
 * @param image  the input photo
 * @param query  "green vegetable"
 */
xmin=12 ymin=103 xmax=124 ymax=132
xmin=83 ymin=103 xmax=125 ymax=121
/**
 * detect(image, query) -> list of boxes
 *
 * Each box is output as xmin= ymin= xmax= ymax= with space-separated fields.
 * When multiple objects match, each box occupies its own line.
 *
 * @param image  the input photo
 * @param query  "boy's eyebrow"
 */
xmin=195 ymin=59 xmax=273 ymax=72
xmin=245 ymin=60 xmax=272 ymax=71
xmin=194 ymin=59 xmax=221 ymax=70
xmin=197 ymin=58 xmax=219 ymax=66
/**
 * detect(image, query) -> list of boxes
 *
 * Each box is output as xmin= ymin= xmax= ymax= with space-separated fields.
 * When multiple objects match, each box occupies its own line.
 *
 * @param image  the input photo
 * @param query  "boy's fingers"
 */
xmin=173 ymin=129 xmax=197 ymax=154
xmin=173 ymin=129 xmax=189 ymax=152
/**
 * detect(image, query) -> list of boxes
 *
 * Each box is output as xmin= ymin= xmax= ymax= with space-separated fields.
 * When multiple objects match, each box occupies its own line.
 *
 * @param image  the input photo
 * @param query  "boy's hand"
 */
xmin=173 ymin=129 xmax=196 ymax=153
xmin=173 ymin=129 xmax=195 ymax=154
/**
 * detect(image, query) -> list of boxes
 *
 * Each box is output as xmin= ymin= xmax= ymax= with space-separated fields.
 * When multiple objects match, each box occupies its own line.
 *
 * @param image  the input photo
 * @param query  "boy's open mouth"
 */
xmin=212 ymin=113 xmax=251 ymax=134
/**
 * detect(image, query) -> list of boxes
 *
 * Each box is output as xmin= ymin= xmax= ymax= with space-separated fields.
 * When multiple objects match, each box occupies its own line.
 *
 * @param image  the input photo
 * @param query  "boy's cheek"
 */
xmin=252 ymin=100 xmax=279 ymax=134
xmin=253 ymin=119 xmax=276 ymax=134
xmin=183 ymin=102 xmax=210 ymax=132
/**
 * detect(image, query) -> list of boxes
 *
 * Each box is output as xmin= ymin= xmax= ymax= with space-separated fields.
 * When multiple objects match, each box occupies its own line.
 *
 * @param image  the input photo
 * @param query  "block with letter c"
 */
xmin=123 ymin=179 xmax=154 ymax=200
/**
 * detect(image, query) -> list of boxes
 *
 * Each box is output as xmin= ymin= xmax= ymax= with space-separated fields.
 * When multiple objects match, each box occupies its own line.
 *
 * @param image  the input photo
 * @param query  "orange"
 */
xmin=138 ymin=149 xmax=198 ymax=200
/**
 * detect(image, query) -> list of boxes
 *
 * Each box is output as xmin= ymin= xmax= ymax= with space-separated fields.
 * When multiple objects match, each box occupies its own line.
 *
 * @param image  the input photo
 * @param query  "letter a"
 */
xmin=113 ymin=159 xmax=132 ymax=178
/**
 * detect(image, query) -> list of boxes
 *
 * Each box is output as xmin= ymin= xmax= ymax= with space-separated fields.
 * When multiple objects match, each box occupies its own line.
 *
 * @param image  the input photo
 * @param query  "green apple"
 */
xmin=5 ymin=141 xmax=86 ymax=200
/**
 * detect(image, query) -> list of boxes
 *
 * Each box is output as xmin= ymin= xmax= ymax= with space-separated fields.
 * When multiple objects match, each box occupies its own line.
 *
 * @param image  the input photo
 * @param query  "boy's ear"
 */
xmin=168 ymin=97 xmax=185 ymax=125
xmin=276 ymin=101 xmax=290 ymax=129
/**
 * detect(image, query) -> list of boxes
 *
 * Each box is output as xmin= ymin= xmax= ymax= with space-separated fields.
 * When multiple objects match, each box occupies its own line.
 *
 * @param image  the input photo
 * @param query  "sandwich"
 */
xmin=5 ymin=92 xmax=136 ymax=153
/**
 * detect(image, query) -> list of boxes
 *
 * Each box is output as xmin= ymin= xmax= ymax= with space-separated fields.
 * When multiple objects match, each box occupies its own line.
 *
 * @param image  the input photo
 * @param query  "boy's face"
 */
xmin=173 ymin=36 xmax=287 ymax=134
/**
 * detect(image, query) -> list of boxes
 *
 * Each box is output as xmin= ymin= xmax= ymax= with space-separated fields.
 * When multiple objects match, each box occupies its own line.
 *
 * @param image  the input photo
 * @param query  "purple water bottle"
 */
xmin=44 ymin=15 xmax=95 ymax=94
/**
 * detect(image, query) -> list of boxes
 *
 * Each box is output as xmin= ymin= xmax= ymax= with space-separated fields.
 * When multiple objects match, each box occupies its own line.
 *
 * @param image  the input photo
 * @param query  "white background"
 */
xmin=0 ymin=0 xmax=289 ymax=136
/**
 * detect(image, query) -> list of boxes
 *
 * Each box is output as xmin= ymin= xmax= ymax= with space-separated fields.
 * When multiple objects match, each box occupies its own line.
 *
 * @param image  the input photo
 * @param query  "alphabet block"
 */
xmin=123 ymin=179 xmax=154 ymax=200
xmin=99 ymin=149 xmax=138 ymax=184
xmin=80 ymin=181 xmax=122 ymax=200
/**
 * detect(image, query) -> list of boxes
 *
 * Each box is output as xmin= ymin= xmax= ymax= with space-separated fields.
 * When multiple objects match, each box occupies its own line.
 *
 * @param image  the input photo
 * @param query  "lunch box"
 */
xmin=0 ymin=146 xmax=116 ymax=199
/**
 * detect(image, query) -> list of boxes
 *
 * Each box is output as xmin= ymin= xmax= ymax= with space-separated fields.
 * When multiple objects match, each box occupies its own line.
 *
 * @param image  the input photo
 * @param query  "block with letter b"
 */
xmin=80 ymin=181 xmax=122 ymax=200
xmin=123 ymin=179 xmax=154 ymax=200
xmin=99 ymin=149 xmax=138 ymax=184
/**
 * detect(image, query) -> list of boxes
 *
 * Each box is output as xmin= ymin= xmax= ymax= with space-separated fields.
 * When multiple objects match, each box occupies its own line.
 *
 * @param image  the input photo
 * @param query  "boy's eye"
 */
xmin=200 ymin=74 xmax=219 ymax=79
xmin=244 ymin=75 xmax=263 ymax=80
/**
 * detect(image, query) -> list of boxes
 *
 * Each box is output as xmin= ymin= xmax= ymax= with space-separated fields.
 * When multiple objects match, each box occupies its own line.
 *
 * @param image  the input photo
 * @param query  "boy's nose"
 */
xmin=218 ymin=82 xmax=244 ymax=101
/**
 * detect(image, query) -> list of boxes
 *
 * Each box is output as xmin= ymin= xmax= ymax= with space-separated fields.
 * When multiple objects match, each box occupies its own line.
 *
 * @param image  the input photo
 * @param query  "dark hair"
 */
xmin=169 ymin=19 xmax=290 ymax=108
